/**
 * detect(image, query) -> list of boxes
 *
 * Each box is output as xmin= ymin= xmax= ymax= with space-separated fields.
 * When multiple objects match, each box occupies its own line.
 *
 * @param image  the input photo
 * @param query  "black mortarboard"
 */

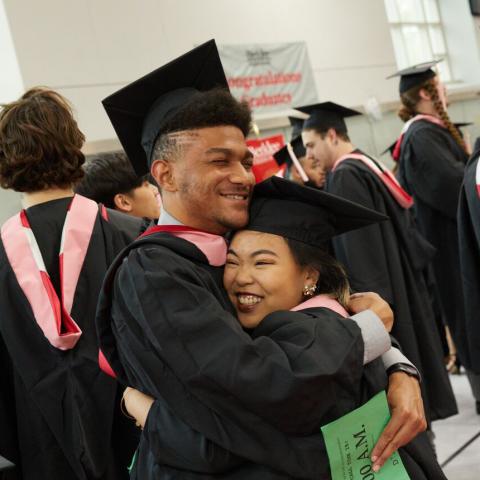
xmin=247 ymin=176 xmax=387 ymax=247
xmin=102 ymin=39 xmax=228 ymax=175
xmin=0 ymin=455 xmax=15 ymax=472
xmin=273 ymin=137 xmax=308 ymax=182
xmin=387 ymin=60 xmax=441 ymax=94
xmin=273 ymin=136 xmax=306 ymax=167
xmin=288 ymin=116 xmax=305 ymax=137
xmin=455 ymin=122 xmax=473 ymax=129
xmin=381 ymin=140 xmax=397 ymax=157
xmin=296 ymin=101 xmax=361 ymax=133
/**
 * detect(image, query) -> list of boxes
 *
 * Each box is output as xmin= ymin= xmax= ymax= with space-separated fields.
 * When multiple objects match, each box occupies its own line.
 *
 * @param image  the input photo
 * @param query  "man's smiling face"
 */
xmin=154 ymin=125 xmax=255 ymax=235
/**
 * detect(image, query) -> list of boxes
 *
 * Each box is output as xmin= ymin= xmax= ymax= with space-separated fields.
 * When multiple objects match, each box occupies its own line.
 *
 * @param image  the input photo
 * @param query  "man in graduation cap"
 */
xmin=300 ymin=101 xmax=458 ymax=428
xmin=96 ymin=41 xmax=428 ymax=477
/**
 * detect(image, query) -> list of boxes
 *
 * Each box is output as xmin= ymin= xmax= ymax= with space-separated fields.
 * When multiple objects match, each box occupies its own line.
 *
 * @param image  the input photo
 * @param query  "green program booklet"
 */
xmin=321 ymin=391 xmax=410 ymax=480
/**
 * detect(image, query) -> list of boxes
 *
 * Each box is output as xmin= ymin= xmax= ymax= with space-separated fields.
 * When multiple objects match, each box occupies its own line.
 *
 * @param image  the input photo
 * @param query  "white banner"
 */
xmin=219 ymin=42 xmax=318 ymax=114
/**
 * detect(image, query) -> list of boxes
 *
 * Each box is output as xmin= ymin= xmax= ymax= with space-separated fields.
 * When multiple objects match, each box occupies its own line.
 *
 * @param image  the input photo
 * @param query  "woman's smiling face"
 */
xmin=223 ymin=230 xmax=313 ymax=329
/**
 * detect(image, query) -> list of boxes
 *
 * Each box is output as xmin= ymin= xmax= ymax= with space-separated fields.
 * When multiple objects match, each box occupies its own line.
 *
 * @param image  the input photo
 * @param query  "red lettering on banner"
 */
xmin=241 ymin=92 xmax=292 ymax=108
xmin=228 ymin=72 xmax=302 ymax=92
xmin=247 ymin=134 xmax=285 ymax=182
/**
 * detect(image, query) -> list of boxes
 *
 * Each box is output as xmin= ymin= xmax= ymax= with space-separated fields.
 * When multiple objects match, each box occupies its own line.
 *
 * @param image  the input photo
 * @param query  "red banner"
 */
xmin=247 ymin=134 xmax=285 ymax=182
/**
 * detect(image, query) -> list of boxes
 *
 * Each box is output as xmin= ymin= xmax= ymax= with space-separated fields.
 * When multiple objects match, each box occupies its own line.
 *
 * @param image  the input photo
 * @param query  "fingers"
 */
xmin=349 ymin=291 xmax=377 ymax=299
xmin=371 ymin=405 xmax=426 ymax=471
xmin=371 ymin=422 xmax=410 ymax=472
xmin=370 ymin=412 xmax=402 ymax=465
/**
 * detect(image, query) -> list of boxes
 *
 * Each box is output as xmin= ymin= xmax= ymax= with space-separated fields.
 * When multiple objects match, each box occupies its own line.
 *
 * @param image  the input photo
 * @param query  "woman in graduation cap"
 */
xmin=124 ymin=176 xmax=446 ymax=479
xmin=389 ymin=61 xmax=470 ymax=386
xmin=273 ymin=136 xmax=326 ymax=189
xmin=0 ymin=88 xmax=137 ymax=480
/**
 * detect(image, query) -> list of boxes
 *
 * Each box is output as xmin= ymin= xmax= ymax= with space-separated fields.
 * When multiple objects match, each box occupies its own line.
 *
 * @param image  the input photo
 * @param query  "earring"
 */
xmin=303 ymin=284 xmax=317 ymax=297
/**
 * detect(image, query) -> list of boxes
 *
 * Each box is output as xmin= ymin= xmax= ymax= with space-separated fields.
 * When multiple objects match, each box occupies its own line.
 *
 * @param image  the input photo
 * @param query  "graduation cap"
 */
xmin=273 ymin=137 xmax=308 ymax=182
xmin=274 ymin=136 xmax=306 ymax=166
xmin=381 ymin=140 xmax=397 ymax=157
xmin=102 ymin=39 xmax=228 ymax=175
xmin=247 ymin=176 xmax=387 ymax=247
xmin=296 ymin=101 xmax=361 ymax=133
xmin=288 ymin=116 xmax=305 ymax=138
xmin=455 ymin=122 xmax=473 ymax=129
xmin=387 ymin=60 xmax=441 ymax=94
xmin=0 ymin=455 xmax=15 ymax=472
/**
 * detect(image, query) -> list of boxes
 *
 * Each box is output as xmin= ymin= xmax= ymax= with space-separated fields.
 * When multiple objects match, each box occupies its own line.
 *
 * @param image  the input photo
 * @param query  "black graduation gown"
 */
xmin=397 ymin=120 xmax=468 ymax=364
xmin=326 ymin=154 xmax=457 ymax=422
xmin=96 ymin=231 xmax=371 ymax=479
xmin=138 ymin=309 xmax=446 ymax=480
xmin=457 ymin=153 xmax=480 ymax=373
xmin=0 ymin=198 xmax=138 ymax=480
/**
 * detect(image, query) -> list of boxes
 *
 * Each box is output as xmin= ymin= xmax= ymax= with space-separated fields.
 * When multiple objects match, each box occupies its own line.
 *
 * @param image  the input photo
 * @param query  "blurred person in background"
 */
xmin=0 ymin=87 xmax=137 ymax=480
xmin=301 ymin=100 xmax=457 ymax=431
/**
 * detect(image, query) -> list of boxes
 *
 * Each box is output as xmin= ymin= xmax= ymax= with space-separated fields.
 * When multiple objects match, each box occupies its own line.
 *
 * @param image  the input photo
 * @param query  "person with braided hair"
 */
xmin=299 ymin=101 xmax=457 ymax=431
xmin=388 ymin=61 xmax=470 ymax=396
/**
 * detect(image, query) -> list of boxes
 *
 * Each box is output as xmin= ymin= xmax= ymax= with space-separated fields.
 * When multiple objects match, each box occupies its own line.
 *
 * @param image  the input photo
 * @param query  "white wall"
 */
xmin=3 ymin=0 xmax=398 ymax=144
xmin=439 ymin=0 xmax=480 ymax=85
xmin=2 ymin=0 xmax=480 ymax=223
xmin=0 ymin=0 xmax=23 ymax=103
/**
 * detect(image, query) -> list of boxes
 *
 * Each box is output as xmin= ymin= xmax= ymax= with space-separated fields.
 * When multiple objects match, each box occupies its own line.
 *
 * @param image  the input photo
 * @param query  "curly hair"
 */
xmin=152 ymin=88 xmax=252 ymax=162
xmin=398 ymin=78 xmax=467 ymax=153
xmin=0 ymin=87 xmax=85 ymax=192
xmin=75 ymin=151 xmax=143 ymax=208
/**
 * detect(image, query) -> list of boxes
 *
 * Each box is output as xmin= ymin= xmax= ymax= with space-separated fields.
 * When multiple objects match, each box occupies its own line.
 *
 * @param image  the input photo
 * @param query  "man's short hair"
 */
xmin=304 ymin=125 xmax=351 ymax=143
xmin=75 ymin=151 xmax=143 ymax=208
xmin=0 ymin=87 xmax=85 ymax=192
xmin=152 ymin=88 xmax=252 ymax=162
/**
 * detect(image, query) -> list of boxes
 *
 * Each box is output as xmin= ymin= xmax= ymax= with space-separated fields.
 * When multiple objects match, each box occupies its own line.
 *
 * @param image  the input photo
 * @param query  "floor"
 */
xmin=434 ymin=374 xmax=480 ymax=480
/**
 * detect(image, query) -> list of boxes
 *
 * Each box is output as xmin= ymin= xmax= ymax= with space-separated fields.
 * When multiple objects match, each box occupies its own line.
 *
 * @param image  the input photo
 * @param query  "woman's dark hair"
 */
xmin=398 ymin=78 xmax=467 ymax=154
xmin=286 ymin=238 xmax=350 ymax=308
xmin=0 ymin=87 xmax=85 ymax=192
xmin=75 ymin=151 xmax=143 ymax=208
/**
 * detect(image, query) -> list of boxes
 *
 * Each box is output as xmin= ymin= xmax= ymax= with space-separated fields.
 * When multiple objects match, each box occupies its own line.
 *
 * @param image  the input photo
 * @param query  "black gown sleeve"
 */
xmin=0 ymin=335 xmax=21 ymax=479
xmin=405 ymin=128 xmax=465 ymax=219
xmin=142 ymin=396 xmax=243 ymax=473
xmin=135 ymin=306 xmax=366 ymax=473
xmin=328 ymin=165 xmax=395 ymax=305
xmin=112 ymin=245 xmax=365 ymax=434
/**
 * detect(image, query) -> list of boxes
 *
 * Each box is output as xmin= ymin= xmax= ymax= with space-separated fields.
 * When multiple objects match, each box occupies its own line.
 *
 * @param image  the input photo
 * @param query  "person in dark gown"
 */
xmin=388 ymin=61 xmax=470 ymax=383
xmin=457 ymin=150 xmax=480 ymax=413
xmin=121 ymin=176 xmax=446 ymax=479
xmin=96 ymin=40 xmax=430 ymax=479
xmin=0 ymin=88 xmax=138 ymax=480
xmin=299 ymin=101 xmax=457 ymax=425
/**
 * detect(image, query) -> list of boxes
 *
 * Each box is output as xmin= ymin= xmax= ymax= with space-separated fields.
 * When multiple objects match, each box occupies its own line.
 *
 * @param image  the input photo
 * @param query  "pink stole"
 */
xmin=476 ymin=158 xmax=480 ymax=198
xmin=392 ymin=114 xmax=445 ymax=161
xmin=292 ymin=294 xmax=348 ymax=318
xmin=1 ymin=194 xmax=99 ymax=350
xmin=140 ymin=225 xmax=227 ymax=266
xmin=332 ymin=152 xmax=414 ymax=209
